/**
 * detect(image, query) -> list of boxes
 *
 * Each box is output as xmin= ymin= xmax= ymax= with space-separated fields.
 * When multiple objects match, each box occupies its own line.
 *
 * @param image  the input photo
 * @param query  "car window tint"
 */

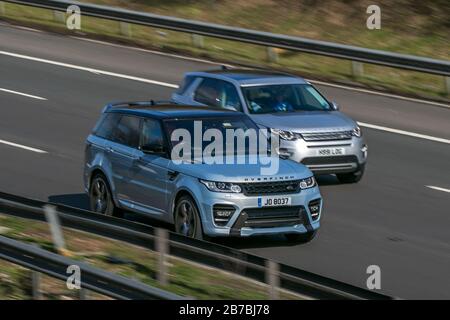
xmin=94 ymin=113 xmax=121 ymax=140
xmin=141 ymin=119 xmax=164 ymax=147
xmin=113 ymin=115 xmax=141 ymax=148
xmin=300 ymin=86 xmax=330 ymax=109
xmin=195 ymin=78 xmax=242 ymax=111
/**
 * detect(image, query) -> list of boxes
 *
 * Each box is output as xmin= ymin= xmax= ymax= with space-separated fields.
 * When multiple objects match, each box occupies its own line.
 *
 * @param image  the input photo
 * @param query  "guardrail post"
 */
xmin=79 ymin=288 xmax=88 ymax=300
xmin=265 ymin=260 xmax=280 ymax=299
xmin=44 ymin=205 xmax=67 ymax=255
xmin=31 ymin=271 xmax=42 ymax=300
xmin=119 ymin=22 xmax=132 ymax=37
xmin=156 ymin=228 xmax=168 ymax=286
xmin=266 ymin=47 xmax=279 ymax=63
xmin=0 ymin=2 xmax=5 ymax=15
xmin=444 ymin=77 xmax=450 ymax=97
xmin=351 ymin=61 xmax=364 ymax=77
xmin=53 ymin=10 xmax=65 ymax=23
xmin=191 ymin=34 xmax=204 ymax=49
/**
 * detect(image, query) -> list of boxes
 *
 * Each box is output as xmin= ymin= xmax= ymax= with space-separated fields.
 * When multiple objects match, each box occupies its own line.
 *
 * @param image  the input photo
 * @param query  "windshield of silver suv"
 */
xmin=242 ymin=84 xmax=331 ymax=114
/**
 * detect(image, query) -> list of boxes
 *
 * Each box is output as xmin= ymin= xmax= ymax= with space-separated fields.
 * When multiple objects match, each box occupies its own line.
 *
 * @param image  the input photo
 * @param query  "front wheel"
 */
xmin=174 ymin=195 xmax=204 ymax=240
xmin=89 ymin=174 xmax=116 ymax=216
xmin=336 ymin=164 xmax=365 ymax=184
xmin=285 ymin=231 xmax=317 ymax=243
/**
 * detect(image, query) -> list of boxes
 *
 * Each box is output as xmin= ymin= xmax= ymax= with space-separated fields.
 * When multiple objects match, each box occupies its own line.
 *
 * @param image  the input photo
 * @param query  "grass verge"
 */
xmin=0 ymin=213 xmax=301 ymax=300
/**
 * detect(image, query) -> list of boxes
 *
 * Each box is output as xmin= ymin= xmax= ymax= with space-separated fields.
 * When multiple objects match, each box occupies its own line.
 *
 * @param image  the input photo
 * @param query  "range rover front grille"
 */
xmin=301 ymin=130 xmax=353 ymax=141
xmin=240 ymin=180 xmax=300 ymax=196
xmin=241 ymin=206 xmax=305 ymax=228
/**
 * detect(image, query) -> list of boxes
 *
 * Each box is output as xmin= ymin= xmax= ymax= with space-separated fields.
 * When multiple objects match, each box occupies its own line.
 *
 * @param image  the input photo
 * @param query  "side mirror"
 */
xmin=331 ymin=101 xmax=340 ymax=111
xmin=140 ymin=144 xmax=166 ymax=155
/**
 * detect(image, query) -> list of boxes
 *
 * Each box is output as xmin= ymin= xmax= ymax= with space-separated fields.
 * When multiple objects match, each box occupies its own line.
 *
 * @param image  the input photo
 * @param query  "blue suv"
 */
xmin=84 ymin=101 xmax=323 ymax=242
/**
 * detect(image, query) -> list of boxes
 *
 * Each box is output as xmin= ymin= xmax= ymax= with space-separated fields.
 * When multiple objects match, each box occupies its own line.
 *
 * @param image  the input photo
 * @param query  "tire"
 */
xmin=336 ymin=164 xmax=365 ymax=184
xmin=174 ymin=195 xmax=204 ymax=240
xmin=89 ymin=173 xmax=118 ymax=217
xmin=285 ymin=231 xmax=317 ymax=243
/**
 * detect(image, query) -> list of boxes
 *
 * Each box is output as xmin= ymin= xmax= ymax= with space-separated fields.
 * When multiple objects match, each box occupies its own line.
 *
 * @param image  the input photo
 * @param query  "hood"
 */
xmin=251 ymin=111 xmax=357 ymax=133
xmin=168 ymin=155 xmax=312 ymax=182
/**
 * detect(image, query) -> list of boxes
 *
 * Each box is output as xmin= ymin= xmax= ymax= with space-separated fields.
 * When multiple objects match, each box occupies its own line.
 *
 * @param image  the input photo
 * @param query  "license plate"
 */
xmin=258 ymin=196 xmax=291 ymax=207
xmin=316 ymin=147 xmax=345 ymax=156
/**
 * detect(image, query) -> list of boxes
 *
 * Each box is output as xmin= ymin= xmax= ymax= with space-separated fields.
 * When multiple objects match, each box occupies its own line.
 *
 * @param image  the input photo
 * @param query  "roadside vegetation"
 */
xmin=0 ymin=213 xmax=300 ymax=300
xmin=0 ymin=1 xmax=448 ymax=101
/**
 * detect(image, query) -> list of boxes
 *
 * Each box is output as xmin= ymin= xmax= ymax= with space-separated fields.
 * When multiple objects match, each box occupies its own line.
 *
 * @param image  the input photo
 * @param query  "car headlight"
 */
xmin=352 ymin=126 xmax=362 ymax=137
xmin=200 ymin=180 xmax=242 ymax=193
xmin=270 ymin=128 xmax=300 ymax=141
xmin=299 ymin=176 xmax=316 ymax=189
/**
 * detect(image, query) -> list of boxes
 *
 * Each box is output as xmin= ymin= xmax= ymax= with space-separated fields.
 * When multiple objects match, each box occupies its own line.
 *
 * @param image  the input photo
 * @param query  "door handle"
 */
xmin=167 ymin=170 xmax=179 ymax=180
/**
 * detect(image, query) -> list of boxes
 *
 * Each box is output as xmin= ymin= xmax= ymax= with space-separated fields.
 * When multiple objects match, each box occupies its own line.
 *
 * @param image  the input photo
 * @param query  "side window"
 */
xmin=94 ymin=113 xmax=121 ymax=140
xmin=113 ymin=115 xmax=141 ymax=148
xmin=141 ymin=119 xmax=164 ymax=147
xmin=299 ymin=86 xmax=330 ymax=109
xmin=194 ymin=78 xmax=222 ymax=107
xmin=194 ymin=78 xmax=242 ymax=111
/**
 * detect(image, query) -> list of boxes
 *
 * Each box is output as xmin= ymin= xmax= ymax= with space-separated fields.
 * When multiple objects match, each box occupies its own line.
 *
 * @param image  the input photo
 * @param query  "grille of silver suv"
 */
xmin=301 ymin=130 xmax=353 ymax=141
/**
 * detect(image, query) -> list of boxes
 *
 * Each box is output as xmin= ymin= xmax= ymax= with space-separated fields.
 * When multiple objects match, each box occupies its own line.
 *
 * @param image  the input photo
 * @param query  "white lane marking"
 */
xmin=0 ymin=139 xmax=47 ymax=153
xmin=0 ymin=50 xmax=179 ymax=89
xmin=4 ymin=22 xmax=449 ymax=108
xmin=426 ymin=186 xmax=450 ymax=193
xmin=308 ymin=79 xmax=450 ymax=109
xmin=2 ymin=49 xmax=449 ymax=145
xmin=358 ymin=122 xmax=450 ymax=145
xmin=0 ymin=88 xmax=47 ymax=100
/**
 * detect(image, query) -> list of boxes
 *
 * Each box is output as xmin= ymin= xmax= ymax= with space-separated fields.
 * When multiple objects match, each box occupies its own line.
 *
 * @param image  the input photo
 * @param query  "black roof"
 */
xmin=105 ymin=103 xmax=242 ymax=119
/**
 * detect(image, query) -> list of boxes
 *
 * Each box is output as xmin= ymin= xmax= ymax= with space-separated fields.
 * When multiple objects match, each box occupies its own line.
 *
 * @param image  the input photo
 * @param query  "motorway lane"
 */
xmin=0 ymin=24 xmax=449 ymax=298
xmin=1 ymin=22 xmax=449 ymax=140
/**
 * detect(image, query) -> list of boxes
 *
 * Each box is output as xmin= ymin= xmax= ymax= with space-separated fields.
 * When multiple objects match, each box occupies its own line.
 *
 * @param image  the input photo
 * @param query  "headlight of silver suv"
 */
xmin=200 ymin=180 xmax=242 ymax=193
xmin=352 ymin=126 xmax=362 ymax=137
xmin=270 ymin=128 xmax=301 ymax=141
xmin=299 ymin=176 xmax=316 ymax=189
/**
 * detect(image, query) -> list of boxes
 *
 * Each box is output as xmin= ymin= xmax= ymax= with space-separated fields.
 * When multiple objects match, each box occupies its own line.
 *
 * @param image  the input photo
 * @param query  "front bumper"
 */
xmin=278 ymin=136 xmax=367 ymax=174
xmin=197 ymin=186 xmax=322 ymax=237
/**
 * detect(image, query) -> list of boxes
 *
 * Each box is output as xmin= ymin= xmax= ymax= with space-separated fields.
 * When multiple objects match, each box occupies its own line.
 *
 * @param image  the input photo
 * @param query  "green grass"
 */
xmin=0 ymin=1 xmax=449 ymax=101
xmin=0 ymin=213 xmax=300 ymax=300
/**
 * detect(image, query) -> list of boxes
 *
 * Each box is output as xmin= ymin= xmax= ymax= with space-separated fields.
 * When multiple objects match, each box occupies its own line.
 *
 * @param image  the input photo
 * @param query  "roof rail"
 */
xmin=101 ymin=100 xmax=175 ymax=113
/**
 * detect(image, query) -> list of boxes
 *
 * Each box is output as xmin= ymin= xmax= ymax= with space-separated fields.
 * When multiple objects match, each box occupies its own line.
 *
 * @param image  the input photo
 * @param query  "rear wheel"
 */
xmin=89 ymin=174 xmax=117 ymax=216
xmin=174 ymin=195 xmax=204 ymax=240
xmin=336 ymin=164 xmax=365 ymax=184
xmin=285 ymin=231 xmax=317 ymax=243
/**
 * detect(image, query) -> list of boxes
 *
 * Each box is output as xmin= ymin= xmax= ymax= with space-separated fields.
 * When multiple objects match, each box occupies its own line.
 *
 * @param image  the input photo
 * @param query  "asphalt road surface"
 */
xmin=0 ymin=22 xmax=449 ymax=299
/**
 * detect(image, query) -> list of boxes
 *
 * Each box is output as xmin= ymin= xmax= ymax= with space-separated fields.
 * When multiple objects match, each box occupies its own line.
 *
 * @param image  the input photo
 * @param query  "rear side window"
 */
xmin=175 ymin=75 xmax=196 ymax=95
xmin=194 ymin=78 xmax=242 ymax=111
xmin=113 ymin=115 xmax=141 ymax=148
xmin=94 ymin=113 xmax=121 ymax=140
xmin=141 ymin=119 xmax=164 ymax=147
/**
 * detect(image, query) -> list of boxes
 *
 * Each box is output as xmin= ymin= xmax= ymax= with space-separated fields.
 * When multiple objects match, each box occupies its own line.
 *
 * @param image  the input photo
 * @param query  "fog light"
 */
xmin=308 ymin=199 xmax=321 ymax=221
xmin=213 ymin=205 xmax=236 ymax=226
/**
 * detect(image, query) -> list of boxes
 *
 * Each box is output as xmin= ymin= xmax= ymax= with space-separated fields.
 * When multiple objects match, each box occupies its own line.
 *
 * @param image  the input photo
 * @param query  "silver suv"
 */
xmin=84 ymin=102 xmax=322 ymax=242
xmin=172 ymin=69 xmax=368 ymax=183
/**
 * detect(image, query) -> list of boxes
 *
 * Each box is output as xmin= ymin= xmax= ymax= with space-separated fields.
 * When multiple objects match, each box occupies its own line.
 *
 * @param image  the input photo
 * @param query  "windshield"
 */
xmin=242 ymin=84 xmax=331 ymax=114
xmin=163 ymin=116 xmax=267 ymax=159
